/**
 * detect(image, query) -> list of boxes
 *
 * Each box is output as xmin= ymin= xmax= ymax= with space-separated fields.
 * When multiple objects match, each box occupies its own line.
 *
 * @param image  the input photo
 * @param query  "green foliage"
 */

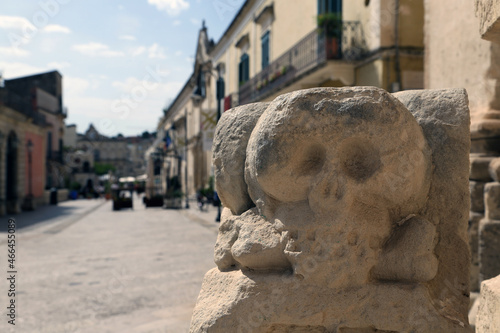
xmin=165 ymin=176 xmax=183 ymax=199
xmin=104 ymin=182 xmax=111 ymax=194
xmin=69 ymin=181 xmax=81 ymax=191
xmin=317 ymin=13 xmax=342 ymax=38
xmin=94 ymin=162 xmax=116 ymax=175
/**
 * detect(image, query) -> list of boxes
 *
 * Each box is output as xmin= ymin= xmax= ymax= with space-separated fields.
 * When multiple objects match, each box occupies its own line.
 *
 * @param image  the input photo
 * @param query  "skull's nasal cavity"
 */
xmin=338 ymin=138 xmax=381 ymax=182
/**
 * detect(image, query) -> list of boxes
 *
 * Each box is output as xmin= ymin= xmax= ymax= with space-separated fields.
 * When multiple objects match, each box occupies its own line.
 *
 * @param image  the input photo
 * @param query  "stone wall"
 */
xmin=425 ymin=0 xmax=500 ymax=297
xmin=424 ymin=0 xmax=500 ymax=124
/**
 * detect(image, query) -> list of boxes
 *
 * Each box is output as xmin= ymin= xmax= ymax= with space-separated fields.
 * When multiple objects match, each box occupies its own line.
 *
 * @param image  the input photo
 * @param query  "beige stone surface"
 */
xmin=212 ymin=103 xmax=269 ymax=215
xmin=476 ymin=0 xmax=500 ymax=42
xmin=425 ymin=0 xmax=500 ymax=128
xmin=484 ymin=182 xmax=500 ymax=219
xmin=476 ymin=274 xmax=500 ymax=332
xmin=470 ymin=212 xmax=484 ymax=292
xmin=471 ymin=180 xmax=487 ymax=213
xmin=479 ymin=219 xmax=500 ymax=282
xmin=488 ymin=157 xmax=500 ymax=181
xmin=191 ymin=87 xmax=471 ymax=332
xmin=470 ymin=155 xmax=494 ymax=181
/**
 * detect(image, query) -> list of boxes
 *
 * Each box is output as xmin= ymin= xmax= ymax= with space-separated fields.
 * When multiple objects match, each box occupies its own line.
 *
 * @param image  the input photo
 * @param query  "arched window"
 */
xmin=239 ymin=53 xmax=250 ymax=84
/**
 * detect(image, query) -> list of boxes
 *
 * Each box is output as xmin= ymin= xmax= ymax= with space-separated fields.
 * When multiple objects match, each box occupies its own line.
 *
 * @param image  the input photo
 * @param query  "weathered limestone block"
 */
xmin=471 ymin=136 xmax=500 ymax=155
xmin=191 ymin=87 xmax=471 ymax=333
xmin=470 ymin=212 xmax=484 ymax=292
xmin=470 ymin=155 xmax=494 ymax=181
xmin=484 ymin=182 xmax=500 ymax=219
xmin=476 ymin=274 xmax=500 ymax=332
xmin=469 ymin=291 xmax=481 ymax=330
xmin=471 ymin=181 xmax=486 ymax=213
xmin=479 ymin=219 xmax=500 ymax=282
xmin=212 ymin=102 xmax=269 ymax=215
xmin=488 ymin=157 xmax=500 ymax=181
xmin=476 ymin=0 xmax=500 ymax=42
xmin=470 ymin=113 xmax=500 ymax=154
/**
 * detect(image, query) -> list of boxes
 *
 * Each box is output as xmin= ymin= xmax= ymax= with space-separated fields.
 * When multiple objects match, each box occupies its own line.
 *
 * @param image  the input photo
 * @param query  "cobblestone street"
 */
xmin=0 ymin=197 xmax=219 ymax=333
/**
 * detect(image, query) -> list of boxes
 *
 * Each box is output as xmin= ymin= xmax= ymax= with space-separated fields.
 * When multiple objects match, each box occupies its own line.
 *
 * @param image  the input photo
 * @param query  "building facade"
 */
xmin=147 ymin=0 xmax=425 ymax=201
xmin=76 ymin=124 xmax=130 ymax=178
xmin=0 ymin=70 xmax=70 ymax=214
xmin=3 ymin=70 xmax=67 ymax=189
xmin=0 ymin=104 xmax=47 ymax=214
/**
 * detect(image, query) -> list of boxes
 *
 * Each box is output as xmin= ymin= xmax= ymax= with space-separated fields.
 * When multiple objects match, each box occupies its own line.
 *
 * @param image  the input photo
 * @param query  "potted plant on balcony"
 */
xmin=317 ymin=13 xmax=342 ymax=59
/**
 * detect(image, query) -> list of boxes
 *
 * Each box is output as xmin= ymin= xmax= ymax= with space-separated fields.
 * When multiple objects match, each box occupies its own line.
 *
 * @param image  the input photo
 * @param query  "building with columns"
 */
xmin=147 ymin=0 xmax=425 ymax=201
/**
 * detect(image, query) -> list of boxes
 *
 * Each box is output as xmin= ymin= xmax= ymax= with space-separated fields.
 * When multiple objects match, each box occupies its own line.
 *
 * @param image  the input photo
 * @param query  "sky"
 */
xmin=0 ymin=0 xmax=245 ymax=136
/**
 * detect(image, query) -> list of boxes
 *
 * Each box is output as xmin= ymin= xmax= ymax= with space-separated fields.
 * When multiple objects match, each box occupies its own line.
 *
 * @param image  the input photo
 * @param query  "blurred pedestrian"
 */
xmin=213 ymin=191 xmax=221 ymax=222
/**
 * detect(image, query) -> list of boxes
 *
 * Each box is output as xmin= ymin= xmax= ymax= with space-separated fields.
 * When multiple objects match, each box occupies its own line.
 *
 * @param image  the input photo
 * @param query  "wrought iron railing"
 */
xmin=48 ymin=150 xmax=64 ymax=163
xmin=238 ymin=21 xmax=366 ymax=105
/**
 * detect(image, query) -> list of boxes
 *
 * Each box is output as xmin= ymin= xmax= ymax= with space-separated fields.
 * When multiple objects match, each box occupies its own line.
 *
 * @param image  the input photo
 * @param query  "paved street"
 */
xmin=0 ymin=196 xmax=219 ymax=333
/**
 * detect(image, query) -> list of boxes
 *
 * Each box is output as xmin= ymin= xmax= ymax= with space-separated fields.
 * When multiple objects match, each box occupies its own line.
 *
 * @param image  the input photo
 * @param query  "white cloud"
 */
xmin=47 ymin=61 xmax=71 ymax=69
xmin=119 ymin=35 xmax=136 ymax=41
xmin=0 ymin=15 xmax=35 ymax=31
xmin=73 ymin=42 xmax=125 ymax=57
xmin=147 ymin=0 xmax=189 ymax=16
xmin=0 ymin=61 xmax=46 ymax=78
xmin=64 ymin=76 xmax=90 ymax=96
xmin=172 ymin=20 xmax=181 ymax=26
xmin=43 ymin=24 xmax=71 ymax=34
xmin=132 ymin=46 xmax=146 ymax=56
xmin=175 ymin=50 xmax=182 ymax=56
xmin=190 ymin=18 xmax=200 ymax=26
xmin=0 ymin=46 xmax=29 ymax=57
xmin=66 ymin=73 xmax=183 ymax=136
xmin=148 ymin=43 xmax=166 ymax=59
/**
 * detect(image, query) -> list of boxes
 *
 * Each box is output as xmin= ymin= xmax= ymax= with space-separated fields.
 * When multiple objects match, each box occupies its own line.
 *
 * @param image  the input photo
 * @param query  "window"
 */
xmin=47 ymin=132 xmax=52 ymax=158
xmin=83 ymin=161 xmax=90 ymax=173
xmin=318 ymin=0 xmax=342 ymax=15
xmin=239 ymin=53 xmax=249 ymax=85
xmin=261 ymin=31 xmax=270 ymax=69
xmin=216 ymin=77 xmax=225 ymax=100
xmin=58 ymin=138 xmax=63 ymax=162
xmin=194 ymin=70 xmax=206 ymax=98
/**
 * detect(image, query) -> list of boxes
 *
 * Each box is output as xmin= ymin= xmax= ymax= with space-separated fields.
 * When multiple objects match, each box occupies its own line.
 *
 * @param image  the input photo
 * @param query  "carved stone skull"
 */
xmin=194 ymin=87 xmax=472 ymax=333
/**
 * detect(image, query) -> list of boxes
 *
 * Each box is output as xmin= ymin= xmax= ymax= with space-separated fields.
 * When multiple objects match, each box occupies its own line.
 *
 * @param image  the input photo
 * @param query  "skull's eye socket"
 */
xmin=294 ymin=143 xmax=326 ymax=176
xmin=337 ymin=138 xmax=381 ymax=182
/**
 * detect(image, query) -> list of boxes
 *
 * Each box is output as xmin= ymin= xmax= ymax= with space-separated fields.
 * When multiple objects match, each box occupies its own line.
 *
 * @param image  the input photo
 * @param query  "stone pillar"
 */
xmin=479 ymin=219 xmax=500 ymax=283
xmin=480 ymin=182 xmax=500 ymax=283
xmin=470 ymin=212 xmax=483 ymax=291
xmin=476 ymin=274 xmax=500 ymax=332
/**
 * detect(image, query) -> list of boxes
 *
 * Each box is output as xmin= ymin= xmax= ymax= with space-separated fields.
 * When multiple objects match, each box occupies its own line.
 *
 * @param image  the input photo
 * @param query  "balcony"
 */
xmin=238 ymin=21 xmax=366 ymax=105
xmin=48 ymin=150 xmax=63 ymax=164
